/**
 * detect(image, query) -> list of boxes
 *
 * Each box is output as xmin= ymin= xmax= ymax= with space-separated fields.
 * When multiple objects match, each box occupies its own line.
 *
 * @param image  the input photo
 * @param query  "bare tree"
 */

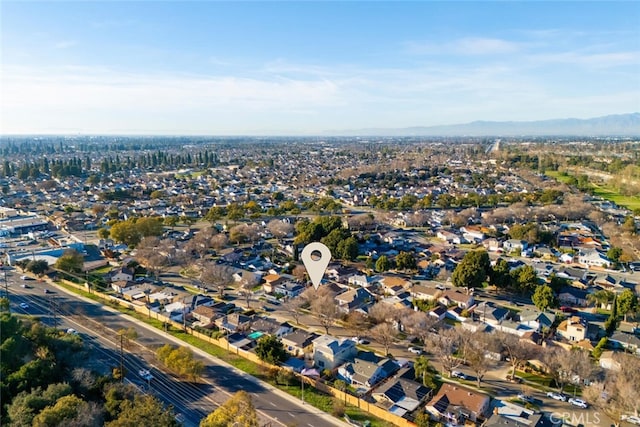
xmin=311 ymin=293 xmax=339 ymax=335
xmin=210 ymin=233 xmax=229 ymax=251
xmin=345 ymin=311 xmax=371 ymax=339
xmin=239 ymin=273 xmax=260 ymax=308
xmin=200 ymin=261 xmax=234 ymax=298
xmin=429 ymin=328 xmax=462 ymax=377
xmin=496 ymin=332 xmax=537 ymax=379
xmin=466 ymin=337 xmax=493 ymax=389
xmin=282 ymin=295 xmax=305 ymax=325
xmin=267 ymin=219 xmax=294 ymax=239
xmin=292 ymin=264 xmax=307 ymax=282
xmin=371 ymin=322 xmax=397 ymax=356
xmin=543 ymin=347 xmax=596 ymax=393
xmin=402 ymin=310 xmax=437 ymax=346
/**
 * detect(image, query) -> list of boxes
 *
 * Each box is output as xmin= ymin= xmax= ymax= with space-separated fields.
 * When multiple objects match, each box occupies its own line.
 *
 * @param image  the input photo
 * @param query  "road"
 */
xmin=4 ymin=271 xmax=346 ymax=427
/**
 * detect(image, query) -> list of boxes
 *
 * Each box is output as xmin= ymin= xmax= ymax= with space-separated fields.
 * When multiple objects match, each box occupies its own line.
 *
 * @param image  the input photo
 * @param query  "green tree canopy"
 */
xmin=451 ymin=250 xmax=490 ymax=288
xmin=55 ymin=250 xmax=84 ymax=274
xmin=532 ymin=285 xmax=557 ymax=311
xmin=375 ymin=255 xmax=391 ymax=272
xmin=396 ymin=251 xmax=417 ymax=271
xmin=26 ymin=260 xmax=49 ymax=277
xmin=254 ymin=335 xmax=287 ymax=366
xmin=617 ymin=289 xmax=638 ymax=322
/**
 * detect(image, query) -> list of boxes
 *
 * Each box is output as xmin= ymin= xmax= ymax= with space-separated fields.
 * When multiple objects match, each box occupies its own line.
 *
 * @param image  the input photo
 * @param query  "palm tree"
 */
xmin=414 ymin=355 xmax=431 ymax=386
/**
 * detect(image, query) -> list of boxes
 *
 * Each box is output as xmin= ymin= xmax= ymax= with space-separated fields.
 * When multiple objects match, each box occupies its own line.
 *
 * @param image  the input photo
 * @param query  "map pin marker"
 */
xmin=301 ymin=242 xmax=332 ymax=290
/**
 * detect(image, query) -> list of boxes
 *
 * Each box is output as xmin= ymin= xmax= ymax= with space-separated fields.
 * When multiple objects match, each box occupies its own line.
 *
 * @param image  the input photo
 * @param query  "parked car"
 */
xmin=351 ymin=337 xmax=370 ymax=345
xmin=452 ymin=371 xmax=468 ymax=380
xmin=21 ymin=275 xmax=32 ymax=280
xmin=621 ymin=415 xmax=640 ymax=425
xmin=44 ymin=289 xmax=51 ymax=294
xmin=517 ymin=393 xmax=536 ymax=404
xmin=547 ymin=391 xmax=568 ymax=402
xmin=66 ymin=328 xmax=78 ymax=335
xmin=19 ymin=302 xmax=29 ymax=309
xmin=568 ymin=398 xmax=588 ymax=408
xmin=560 ymin=306 xmax=577 ymax=313
xmin=20 ymin=283 xmax=30 ymax=288
xmin=408 ymin=346 xmax=423 ymax=355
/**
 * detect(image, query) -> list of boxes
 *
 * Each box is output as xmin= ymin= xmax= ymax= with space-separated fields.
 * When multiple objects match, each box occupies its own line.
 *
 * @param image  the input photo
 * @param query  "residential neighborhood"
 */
xmin=1 ymin=136 xmax=640 ymax=427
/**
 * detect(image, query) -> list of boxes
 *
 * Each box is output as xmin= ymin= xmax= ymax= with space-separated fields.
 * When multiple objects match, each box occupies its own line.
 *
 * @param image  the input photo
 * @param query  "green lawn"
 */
xmin=591 ymin=184 xmax=640 ymax=211
xmin=545 ymin=170 xmax=576 ymax=185
xmin=516 ymin=370 xmax=552 ymax=387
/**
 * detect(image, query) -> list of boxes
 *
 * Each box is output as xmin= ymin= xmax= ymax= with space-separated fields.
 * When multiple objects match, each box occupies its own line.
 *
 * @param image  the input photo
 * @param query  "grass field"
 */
xmin=591 ymin=184 xmax=640 ymax=211
xmin=546 ymin=171 xmax=640 ymax=211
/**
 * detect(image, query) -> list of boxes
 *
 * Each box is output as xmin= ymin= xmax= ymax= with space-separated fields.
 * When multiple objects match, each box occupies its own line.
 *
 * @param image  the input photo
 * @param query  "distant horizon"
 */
xmin=1 ymin=112 xmax=638 ymax=138
xmin=2 ymin=2 xmax=639 ymax=135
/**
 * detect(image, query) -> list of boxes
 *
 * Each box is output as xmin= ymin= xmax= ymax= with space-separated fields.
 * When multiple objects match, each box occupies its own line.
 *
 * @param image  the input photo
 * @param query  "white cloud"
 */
xmin=405 ymin=37 xmax=521 ymax=56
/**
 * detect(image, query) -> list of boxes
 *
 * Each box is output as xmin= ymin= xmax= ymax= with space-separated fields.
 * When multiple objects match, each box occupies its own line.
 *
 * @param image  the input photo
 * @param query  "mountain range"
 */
xmin=330 ymin=113 xmax=640 ymax=137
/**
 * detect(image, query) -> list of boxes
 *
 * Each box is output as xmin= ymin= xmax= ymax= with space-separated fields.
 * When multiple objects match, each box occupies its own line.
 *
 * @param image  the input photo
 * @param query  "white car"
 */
xmin=621 ymin=415 xmax=640 ymax=425
xmin=568 ymin=398 xmax=588 ymax=408
xmin=408 ymin=346 xmax=423 ymax=355
xmin=452 ymin=371 xmax=469 ymax=380
xmin=546 ymin=391 xmax=568 ymax=402
xmin=19 ymin=302 xmax=29 ymax=309
xmin=66 ymin=328 xmax=78 ymax=335
xmin=139 ymin=369 xmax=153 ymax=381
xmin=517 ymin=393 xmax=535 ymax=404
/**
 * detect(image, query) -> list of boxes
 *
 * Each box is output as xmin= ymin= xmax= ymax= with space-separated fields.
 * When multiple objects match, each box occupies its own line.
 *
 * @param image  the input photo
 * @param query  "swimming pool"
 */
xmin=248 ymin=331 xmax=264 ymax=340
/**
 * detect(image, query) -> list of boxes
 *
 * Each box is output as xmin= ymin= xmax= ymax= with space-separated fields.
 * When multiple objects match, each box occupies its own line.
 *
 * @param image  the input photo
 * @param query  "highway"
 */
xmin=3 ymin=270 xmax=346 ymax=427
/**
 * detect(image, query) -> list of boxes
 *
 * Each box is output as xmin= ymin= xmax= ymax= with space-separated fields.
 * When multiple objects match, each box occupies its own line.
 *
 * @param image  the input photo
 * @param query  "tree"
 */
xmin=281 ymin=296 xmax=305 ymax=325
xmin=200 ymin=390 xmax=258 ymax=427
xmin=396 ymin=251 xmax=417 ymax=271
xmin=489 ymin=258 xmax=512 ymax=290
xmin=204 ymin=206 xmax=225 ymax=224
xmin=311 ymin=293 xmax=339 ymax=334
xmin=334 ymin=379 xmax=348 ymax=404
xmin=428 ymin=328 xmax=462 ymax=377
xmin=155 ymin=345 xmax=204 ymax=381
xmin=497 ymin=332 xmax=536 ymax=378
xmin=371 ymin=322 xmax=397 ymax=356
xmin=107 ymin=393 xmax=178 ymax=427
xmin=617 ymin=289 xmax=638 ymax=322
xmin=414 ymin=355 xmax=436 ymax=388
xmin=375 ymin=255 xmax=391 ymax=272
xmin=238 ymin=273 xmax=259 ymax=308
xmin=26 ymin=260 xmax=49 ymax=277
xmin=511 ymin=265 xmax=539 ymax=295
xmin=255 ymin=335 xmax=287 ymax=365
xmin=200 ymin=262 xmax=234 ymax=298
xmin=163 ymin=216 xmax=179 ymax=230
xmin=415 ymin=411 xmax=432 ymax=427
xmin=97 ymin=228 xmax=110 ymax=239
xmin=336 ymin=236 xmax=359 ymax=261
xmin=55 ymin=250 xmax=84 ymax=274
xmin=584 ymin=353 xmax=640 ymax=425
xmin=532 ymin=285 xmax=557 ymax=311
xmin=451 ymin=250 xmax=490 ymax=289
xmin=463 ymin=334 xmax=494 ymax=389
xmin=267 ymin=219 xmax=294 ymax=239
xmin=588 ymin=289 xmax=615 ymax=310
xmin=344 ymin=311 xmax=370 ymax=339
xmin=31 ymin=394 xmax=90 ymax=427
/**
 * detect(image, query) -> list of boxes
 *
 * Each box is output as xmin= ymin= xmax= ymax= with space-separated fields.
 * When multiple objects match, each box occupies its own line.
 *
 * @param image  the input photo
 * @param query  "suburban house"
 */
xmin=411 ymin=284 xmax=441 ymax=301
xmin=214 ymin=313 xmax=252 ymax=333
xmin=109 ymin=267 xmax=135 ymax=282
xmin=111 ymin=280 xmax=137 ymax=294
xmin=379 ymin=276 xmax=412 ymax=296
xmin=372 ymin=376 xmax=432 ymax=418
xmin=503 ymin=239 xmax=527 ymax=253
xmin=335 ymin=287 xmax=375 ymax=313
xmin=338 ymin=355 xmax=399 ymax=389
xmin=484 ymin=400 xmax=545 ymax=427
xmin=425 ymin=383 xmax=491 ymax=423
xmin=577 ymin=248 xmax=612 ymax=268
xmin=429 ymin=304 xmax=448 ymax=321
xmin=558 ymin=287 xmax=589 ymax=307
xmin=281 ymin=329 xmax=320 ymax=357
xmin=191 ymin=305 xmax=219 ymax=328
xmin=348 ymin=274 xmax=376 ymax=288
xmin=273 ymin=281 xmax=305 ymax=298
xmin=250 ymin=317 xmax=293 ymax=338
xmin=556 ymin=316 xmax=588 ymax=342
xmin=437 ymin=230 xmax=464 ymax=244
xmin=262 ymin=274 xmax=287 ymax=294
xmin=518 ymin=309 xmax=556 ymax=332
xmin=474 ymin=302 xmax=509 ymax=326
xmin=312 ymin=335 xmax=357 ymax=370
xmin=438 ymin=290 xmax=475 ymax=309
xmin=608 ymin=331 xmax=640 ymax=355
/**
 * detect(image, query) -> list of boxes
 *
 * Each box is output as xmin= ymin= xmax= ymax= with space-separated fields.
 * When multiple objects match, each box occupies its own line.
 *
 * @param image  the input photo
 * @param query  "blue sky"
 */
xmin=1 ymin=1 xmax=639 ymax=135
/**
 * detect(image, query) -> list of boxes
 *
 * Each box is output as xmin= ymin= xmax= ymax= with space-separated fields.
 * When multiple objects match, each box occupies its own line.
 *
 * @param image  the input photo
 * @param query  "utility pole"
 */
xmin=2 ymin=267 xmax=8 ymax=298
xmin=119 ymin=333 xmax=125 ymax=383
